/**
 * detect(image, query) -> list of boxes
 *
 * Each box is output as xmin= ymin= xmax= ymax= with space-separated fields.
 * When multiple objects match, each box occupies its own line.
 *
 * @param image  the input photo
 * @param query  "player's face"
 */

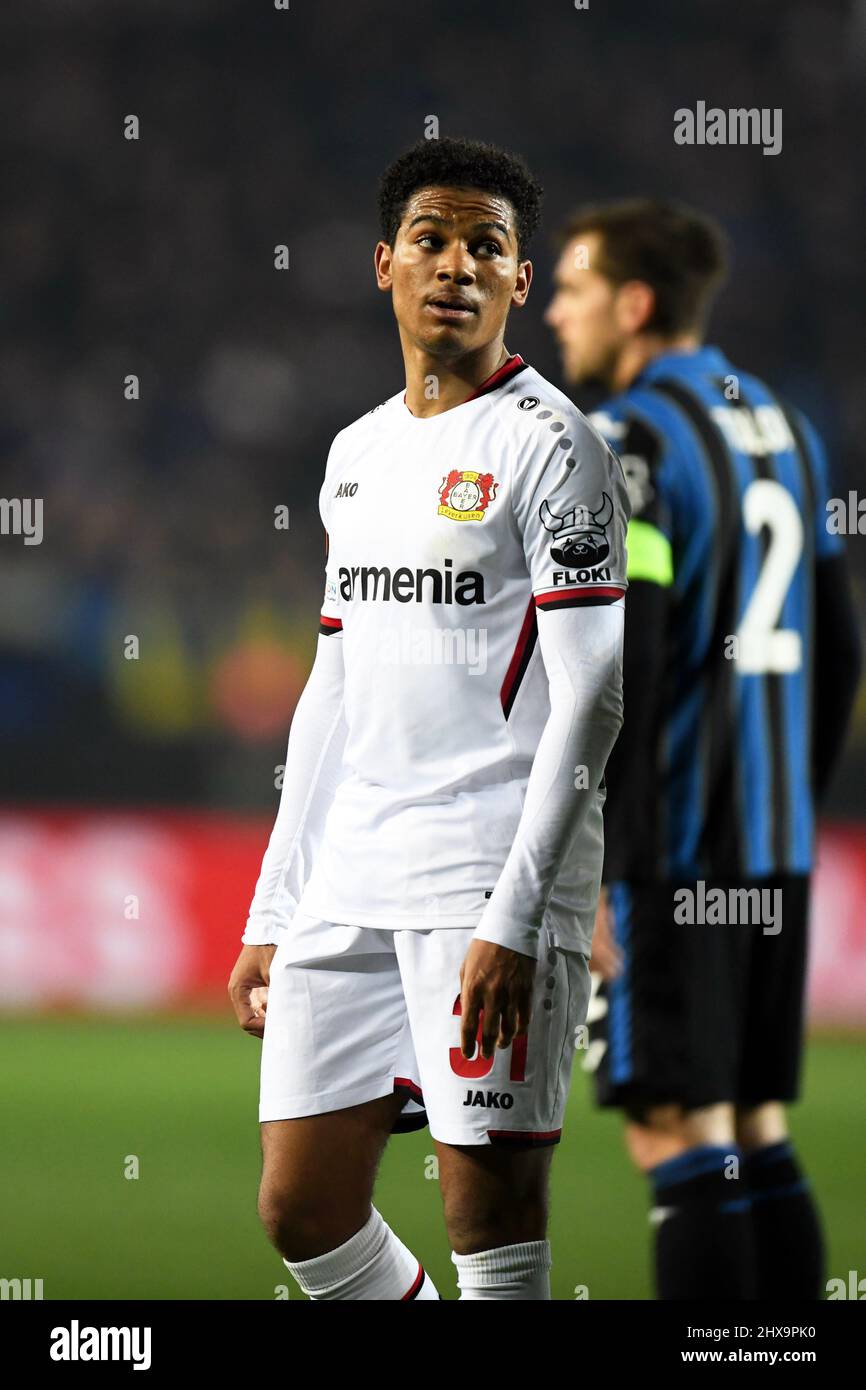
xmin=374 ymin=185 xmax=531 ymax=358
xmin=545 ymin=233 xmax=624 ymax=389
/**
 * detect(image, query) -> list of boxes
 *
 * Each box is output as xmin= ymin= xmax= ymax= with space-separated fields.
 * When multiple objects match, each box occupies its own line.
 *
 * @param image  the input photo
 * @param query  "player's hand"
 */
xmin=459 ymin=938 xmax=536 ymax=1060
xmin=228 ymin=944 xmax=278 ymax=1040
xmin=588 ymin=887 xmax=622 ymax=981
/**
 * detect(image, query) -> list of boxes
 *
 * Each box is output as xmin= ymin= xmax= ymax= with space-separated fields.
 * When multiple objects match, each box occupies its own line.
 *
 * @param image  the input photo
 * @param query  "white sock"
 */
xmin=451 ymin=1240 xmax=552 ymax=1300
xmin=282 ymin=1207 xmax=439 ymax=1300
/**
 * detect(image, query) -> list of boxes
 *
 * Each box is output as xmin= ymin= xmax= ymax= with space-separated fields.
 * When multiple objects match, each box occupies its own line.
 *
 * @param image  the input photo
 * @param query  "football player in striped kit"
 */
xmin=546 ymin=198 xmax=861 ymax=1300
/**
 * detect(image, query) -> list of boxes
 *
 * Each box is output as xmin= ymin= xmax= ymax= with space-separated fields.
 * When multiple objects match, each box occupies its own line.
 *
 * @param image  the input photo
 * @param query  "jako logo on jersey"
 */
xmin=338 ymin=559 xmax=485 ymax=605
xmin=552 ymin=566 xmax=612 ymax=585
xmin=517 ymin=396 xmax=539 ymax=410
xmin=462 ymin=1090 xmax=514 ymax=1109
xmin=438 ymin=470 xmax=498 ymax=522
xmin=334 ymin=481 xmax=359 ymax=498
xmin=540 ymin=491 xmax=612 ymax=567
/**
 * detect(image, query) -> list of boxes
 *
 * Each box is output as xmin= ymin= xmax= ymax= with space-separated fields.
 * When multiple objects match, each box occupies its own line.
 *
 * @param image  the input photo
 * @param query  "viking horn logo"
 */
xmin=539 ymin=491 xmax=613 ymax=567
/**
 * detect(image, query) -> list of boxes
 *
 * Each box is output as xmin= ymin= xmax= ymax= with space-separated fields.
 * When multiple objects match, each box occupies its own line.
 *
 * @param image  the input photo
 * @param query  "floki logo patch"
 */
xmin=438 ymin=470 xmax=498 ymax=522
xmin=540 ymin=491 xmax=612 ymax=567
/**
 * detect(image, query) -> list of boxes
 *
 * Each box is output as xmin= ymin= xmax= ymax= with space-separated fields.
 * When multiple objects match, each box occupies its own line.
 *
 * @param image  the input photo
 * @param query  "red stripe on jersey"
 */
xmin=394 ymin=1076 xmax=424 ymax=1101
xmin=500 ymin=596 xmax=538 ymax=718
xmin=534 ymin=586 xmax=625 ymax=611
xmin=401 ymin=1263 xmax=426 ymax=1300
xmin=403 ymin=354 xmax=527 ymax=411
xmin=464 ymin=352 xmax=527 ymax=401
xmin=319 ymin=615 xmax=343 ymax=635
xmin=487 ymin=1128 xmax=563 ymax=1147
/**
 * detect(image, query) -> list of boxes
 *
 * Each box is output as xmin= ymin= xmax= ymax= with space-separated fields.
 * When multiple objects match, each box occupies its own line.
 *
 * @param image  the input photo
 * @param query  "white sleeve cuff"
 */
xmin=472 ymin=914 xmax=542 ymax=958
xmin=241 ymin=919 xmax=290 ymax=947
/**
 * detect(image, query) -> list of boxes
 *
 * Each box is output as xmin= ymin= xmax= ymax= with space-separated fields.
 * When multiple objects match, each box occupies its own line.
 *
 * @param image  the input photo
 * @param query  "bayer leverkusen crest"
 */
xmin=437 ymin=470 xmax=498 ymax=522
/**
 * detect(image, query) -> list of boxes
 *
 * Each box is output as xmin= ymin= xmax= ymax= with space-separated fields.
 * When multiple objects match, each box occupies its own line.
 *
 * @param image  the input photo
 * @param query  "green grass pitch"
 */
xmin=1 ymin=1018 xmax=862 ymax=1300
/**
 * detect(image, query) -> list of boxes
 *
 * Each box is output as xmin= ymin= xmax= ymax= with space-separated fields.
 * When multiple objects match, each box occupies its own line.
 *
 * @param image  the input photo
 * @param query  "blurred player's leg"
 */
xmin=735 ymin=878 xmax=825 ymax=1298
xmin=738 ymin=1104 xmax=825 ymax=1299
xmin=438 ymin=1142 xmax=554 ymax=1299
xmin=548 ymin=202 xmax=861 ymax=1306
xmin=625 ymin=1104 xmax=756 ymax=1300
xmin=590 ymin=885 xmax=756 ymax=1297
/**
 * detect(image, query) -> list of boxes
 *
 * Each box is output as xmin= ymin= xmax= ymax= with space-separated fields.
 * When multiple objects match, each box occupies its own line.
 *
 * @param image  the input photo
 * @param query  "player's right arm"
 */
xmin=240 ymin=619 xmax=347 ymax=947
xmin=230 ymin=447 xmax=349 ymax=1037
xmin=228 ymin=623 xmax=347 ymax=1036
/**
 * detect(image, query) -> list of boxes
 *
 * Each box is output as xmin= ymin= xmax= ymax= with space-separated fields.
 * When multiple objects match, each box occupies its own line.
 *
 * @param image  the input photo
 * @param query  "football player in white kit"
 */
xmin=228 ymin=137 xmax=630 ymax=1300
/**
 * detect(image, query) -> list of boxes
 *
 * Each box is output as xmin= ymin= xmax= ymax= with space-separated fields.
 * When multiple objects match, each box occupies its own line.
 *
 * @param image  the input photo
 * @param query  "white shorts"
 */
xmin=259 ymin=911 xmax=591 ymax=1146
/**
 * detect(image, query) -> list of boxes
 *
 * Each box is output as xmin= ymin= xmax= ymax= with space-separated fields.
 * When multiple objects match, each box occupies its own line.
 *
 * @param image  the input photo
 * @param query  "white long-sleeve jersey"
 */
xmin=244 ymin=354 xmax=630 ymax=957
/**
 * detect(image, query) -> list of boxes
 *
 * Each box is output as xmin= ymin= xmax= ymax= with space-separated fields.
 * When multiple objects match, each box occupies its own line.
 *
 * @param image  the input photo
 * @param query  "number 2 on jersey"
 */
xmin=735 ymin=478 xmax=803 ymax=674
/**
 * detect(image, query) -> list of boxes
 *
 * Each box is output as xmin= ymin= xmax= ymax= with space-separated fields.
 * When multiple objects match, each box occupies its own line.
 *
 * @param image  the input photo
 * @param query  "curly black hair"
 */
xmin=377 ymin=136 xmax=543 ymax=259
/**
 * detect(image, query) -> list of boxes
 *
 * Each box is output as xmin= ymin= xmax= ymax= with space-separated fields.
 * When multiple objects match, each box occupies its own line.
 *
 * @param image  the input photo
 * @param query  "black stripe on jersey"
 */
xmin=648 ymin=379 xmax=744 ymax=876
xmin=391 ymin=1110 xmax=429 ymax=1134
xmin=319 ymin=616 xmax=343 ymax=635
xmin=782 ymin=404 xmax=817 ymax=523
xmin=487 ymin=1128 xmax=562 ymax=1147
xmin=535 ymin=587 xmax=626 ymax=610
xmin=392 ymin=1076 xmax=428 ymax=1134
xmin=613 ymin=408 xmax=673 ymax=873
xmin=623 ymin=416 xmax=663 ymax=468
xmin=619 ymin=416 xmax=669 ymax=529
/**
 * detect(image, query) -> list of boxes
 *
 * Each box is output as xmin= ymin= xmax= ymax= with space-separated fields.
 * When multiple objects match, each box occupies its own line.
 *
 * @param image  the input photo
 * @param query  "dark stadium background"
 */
xmin=0 ymin=0 xmax=863 ymax=1300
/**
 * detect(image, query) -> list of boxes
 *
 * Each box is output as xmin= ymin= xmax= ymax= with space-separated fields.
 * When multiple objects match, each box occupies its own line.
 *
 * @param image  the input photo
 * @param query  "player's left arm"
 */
xmin=460 ymin=411 xmax=630 ymax=1059
xmin=813 ymin=556 xmax=861 ymax=799
xmin=798 ymin=411 xmax=863 ymax=801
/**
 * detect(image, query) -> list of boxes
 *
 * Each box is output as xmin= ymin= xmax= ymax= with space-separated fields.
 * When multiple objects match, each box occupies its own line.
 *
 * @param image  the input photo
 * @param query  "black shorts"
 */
xmin=590 ymin=874 xmax=810 ymax=1115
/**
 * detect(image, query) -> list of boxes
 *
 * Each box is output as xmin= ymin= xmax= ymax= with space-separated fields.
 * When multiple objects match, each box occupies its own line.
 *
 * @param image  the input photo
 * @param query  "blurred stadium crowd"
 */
xmin=1 ymin=0 xmax=864 ymax=810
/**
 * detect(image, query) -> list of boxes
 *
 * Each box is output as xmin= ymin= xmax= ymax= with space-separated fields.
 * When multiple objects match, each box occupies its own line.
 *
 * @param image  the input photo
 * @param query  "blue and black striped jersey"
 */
xmin=592 ymin=344 xmax=845 ymax=880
